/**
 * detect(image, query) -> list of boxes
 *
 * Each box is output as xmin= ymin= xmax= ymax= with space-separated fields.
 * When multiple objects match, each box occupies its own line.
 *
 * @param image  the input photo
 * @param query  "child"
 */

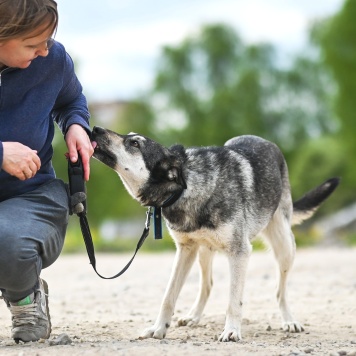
xmin=0 ymin=0 xmax=94 ymax=343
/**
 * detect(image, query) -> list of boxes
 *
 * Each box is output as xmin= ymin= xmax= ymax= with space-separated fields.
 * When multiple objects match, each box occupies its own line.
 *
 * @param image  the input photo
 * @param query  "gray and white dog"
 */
xmin=91 ymin=126 xmax=339 ymax=342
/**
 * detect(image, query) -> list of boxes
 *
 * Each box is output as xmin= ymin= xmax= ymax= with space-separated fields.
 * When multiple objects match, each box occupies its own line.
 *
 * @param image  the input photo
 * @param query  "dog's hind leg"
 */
xmin=139 ymin=241 xmax=199 ymax=340
xmin=262 ymin=207 xmax=304 ymax=333
xmin=178 ymin=245 xmax=215 ymax=327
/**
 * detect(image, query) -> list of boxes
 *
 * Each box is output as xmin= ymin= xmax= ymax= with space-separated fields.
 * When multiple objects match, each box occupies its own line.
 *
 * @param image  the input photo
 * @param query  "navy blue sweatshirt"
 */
xmin=0 ymin=41 xmax=91 ymax=202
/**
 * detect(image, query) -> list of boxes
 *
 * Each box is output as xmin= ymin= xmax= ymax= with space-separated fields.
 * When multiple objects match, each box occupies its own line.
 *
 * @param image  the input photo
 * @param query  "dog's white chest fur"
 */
xmin=169 ymin=225 xmax=236 ymax=251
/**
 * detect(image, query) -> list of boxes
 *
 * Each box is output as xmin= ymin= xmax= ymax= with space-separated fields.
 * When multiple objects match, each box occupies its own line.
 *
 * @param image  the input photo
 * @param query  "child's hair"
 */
xmin=0 ymin=0 xmax=58 ymax=42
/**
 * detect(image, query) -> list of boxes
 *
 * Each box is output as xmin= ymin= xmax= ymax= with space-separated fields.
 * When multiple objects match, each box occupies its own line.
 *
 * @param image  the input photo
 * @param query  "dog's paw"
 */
xmin=282 ymin=321 xmax=304 ymax=333
xmin=138 ymin=325 xmax=168 ymax=340
xmin=177 ymin=316 xmax=200 ymax=327
xmin=218 ymin=327 xmax=242 ymax=342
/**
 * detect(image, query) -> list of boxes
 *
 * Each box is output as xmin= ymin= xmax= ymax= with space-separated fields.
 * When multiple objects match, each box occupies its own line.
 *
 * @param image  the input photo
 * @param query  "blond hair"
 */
xmin=0 ymin=0 xmax=58 ymax=42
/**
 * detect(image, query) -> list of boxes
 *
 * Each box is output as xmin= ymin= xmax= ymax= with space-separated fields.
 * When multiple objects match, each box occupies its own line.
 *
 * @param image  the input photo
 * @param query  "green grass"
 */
xmin=347 ymin=233 xmax=356 ymax=245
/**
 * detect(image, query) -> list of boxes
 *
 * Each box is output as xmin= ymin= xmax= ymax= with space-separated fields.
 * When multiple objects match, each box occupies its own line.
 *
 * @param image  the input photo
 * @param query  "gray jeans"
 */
xmin=0 ymin=179 xmax=69 ymax=302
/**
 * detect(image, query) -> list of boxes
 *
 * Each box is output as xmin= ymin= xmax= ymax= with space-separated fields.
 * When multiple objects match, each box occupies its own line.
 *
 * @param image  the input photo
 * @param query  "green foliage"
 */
xmin=293 ymin=227 xmax=324 ymax=247
xmin=289 ymin=136 xmax=345 ymax=214
xmin=144 ymin=23 xmax=336 ymax=153
xmin=311 ymin=0 xmax=356 ymax=207
xmin=344 ymin=233 xmax=356 ymax=246
xmin=108 ymin=100 xmax=156 ymax=138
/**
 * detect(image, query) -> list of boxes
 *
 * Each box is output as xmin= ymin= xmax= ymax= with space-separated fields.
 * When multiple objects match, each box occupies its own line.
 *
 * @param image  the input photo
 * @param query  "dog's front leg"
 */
xmin=178 ymin=245 xmax=215 ymax=327
xmin=139 ymin=242 xmax=199 ymax=340
xmin=219 ymin=245 xmax=252 ymax=342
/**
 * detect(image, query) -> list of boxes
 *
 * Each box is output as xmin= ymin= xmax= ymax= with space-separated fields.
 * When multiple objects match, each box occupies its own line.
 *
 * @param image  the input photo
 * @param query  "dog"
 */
xmin=91 ymin=126 xmax=339 ymax=342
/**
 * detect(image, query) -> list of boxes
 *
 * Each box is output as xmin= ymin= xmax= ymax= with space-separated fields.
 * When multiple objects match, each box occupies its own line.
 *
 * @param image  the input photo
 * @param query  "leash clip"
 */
xmin=145 ymin=206 xmax=163 ymax=239
xmin=145 ymin=207 xmax=153 ymax=230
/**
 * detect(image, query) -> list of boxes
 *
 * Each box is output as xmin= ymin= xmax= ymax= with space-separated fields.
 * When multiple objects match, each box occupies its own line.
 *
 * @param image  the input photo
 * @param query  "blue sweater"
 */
xmin=0 ymin=41 xmax=91 ymax=202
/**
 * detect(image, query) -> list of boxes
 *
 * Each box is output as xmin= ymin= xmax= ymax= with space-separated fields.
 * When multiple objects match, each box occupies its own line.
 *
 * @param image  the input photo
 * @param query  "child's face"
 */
xmin=0 ymin=22 xmax=54 ymax=69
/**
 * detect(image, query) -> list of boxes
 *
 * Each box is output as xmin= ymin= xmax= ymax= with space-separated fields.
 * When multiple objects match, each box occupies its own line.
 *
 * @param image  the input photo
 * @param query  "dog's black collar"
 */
xmin=161 ymin=189 xmax=184 ymax=208
xmin=150 ymin=188 xmax=185 ymax=240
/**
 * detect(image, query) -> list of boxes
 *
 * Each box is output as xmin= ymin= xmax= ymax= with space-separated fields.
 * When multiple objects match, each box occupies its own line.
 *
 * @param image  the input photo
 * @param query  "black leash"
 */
xmin=68 ymin=155 xmax=161 ymax=279
xmin=78 ymin=206 xmax=153 ymax=279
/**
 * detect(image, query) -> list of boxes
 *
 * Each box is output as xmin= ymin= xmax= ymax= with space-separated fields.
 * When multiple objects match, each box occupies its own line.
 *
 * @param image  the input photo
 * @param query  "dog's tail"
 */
xmin=292 ymin=177 xmax=340 ymax=225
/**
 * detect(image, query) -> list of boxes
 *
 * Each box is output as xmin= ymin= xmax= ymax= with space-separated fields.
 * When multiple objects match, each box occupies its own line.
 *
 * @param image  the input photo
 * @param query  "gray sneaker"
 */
xmin=5 ymin=279 xmax=51 ymax=343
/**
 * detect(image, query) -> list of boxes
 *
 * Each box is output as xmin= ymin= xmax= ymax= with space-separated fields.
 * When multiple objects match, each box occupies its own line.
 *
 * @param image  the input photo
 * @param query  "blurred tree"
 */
xmin=311 ymin=0 xmax=356 ymax=206
xmin=138 ymin=23 xmax=337 ymax=158
xmin=114 ymin=100 xmax=156 ymax=136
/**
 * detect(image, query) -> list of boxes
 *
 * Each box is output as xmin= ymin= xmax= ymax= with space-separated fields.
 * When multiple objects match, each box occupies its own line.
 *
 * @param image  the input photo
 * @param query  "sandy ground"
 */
xmin=0 ymin=247 xmax=355 ymax=356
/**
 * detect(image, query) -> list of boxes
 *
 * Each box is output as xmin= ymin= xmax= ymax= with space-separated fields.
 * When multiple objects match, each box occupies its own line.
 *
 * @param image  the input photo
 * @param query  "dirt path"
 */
xmin=1 ymin=247 xmax=355 ymax=355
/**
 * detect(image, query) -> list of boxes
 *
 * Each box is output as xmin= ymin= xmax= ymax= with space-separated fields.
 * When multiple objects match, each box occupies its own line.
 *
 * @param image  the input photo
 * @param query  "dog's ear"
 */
xmin=167 ymin=166 xmax=187 ymax=189
xmin=152 ymin=153 xmax=187 ymax=189
xmin=169 ymin=144 xmax=186 ymax=158
xmin=151 ymin=145 xmax=187 ymax=189
xmin=167 ymin=145 xmax=187 ymax=189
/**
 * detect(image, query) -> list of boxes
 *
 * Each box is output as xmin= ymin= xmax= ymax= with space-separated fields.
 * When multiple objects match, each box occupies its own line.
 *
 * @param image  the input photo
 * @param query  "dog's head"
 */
xmin=92 ymin=126 xmax=187 ymax=207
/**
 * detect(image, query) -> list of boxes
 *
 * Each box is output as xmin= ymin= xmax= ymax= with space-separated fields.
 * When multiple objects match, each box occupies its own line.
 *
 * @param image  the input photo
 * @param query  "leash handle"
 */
xmin=68 ymin=155 xmax=86 ymax=213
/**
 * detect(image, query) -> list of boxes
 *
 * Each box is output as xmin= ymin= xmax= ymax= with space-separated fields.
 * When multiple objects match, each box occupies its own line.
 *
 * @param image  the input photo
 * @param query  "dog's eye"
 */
xmin=130 ymin=139 xmax=140 ymax=148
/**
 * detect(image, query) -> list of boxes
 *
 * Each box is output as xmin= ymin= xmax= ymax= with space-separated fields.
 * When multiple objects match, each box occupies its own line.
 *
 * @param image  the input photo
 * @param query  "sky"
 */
xmin=55 ymin=0 xmax=344 ymax=102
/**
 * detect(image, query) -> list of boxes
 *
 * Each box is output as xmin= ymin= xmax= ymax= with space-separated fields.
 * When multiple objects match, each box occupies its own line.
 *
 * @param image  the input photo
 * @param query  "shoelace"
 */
xmin=9 ymin=288 xmax=45 ymax=327
xmin=10 ymin=303 xmax=39 ymax=326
